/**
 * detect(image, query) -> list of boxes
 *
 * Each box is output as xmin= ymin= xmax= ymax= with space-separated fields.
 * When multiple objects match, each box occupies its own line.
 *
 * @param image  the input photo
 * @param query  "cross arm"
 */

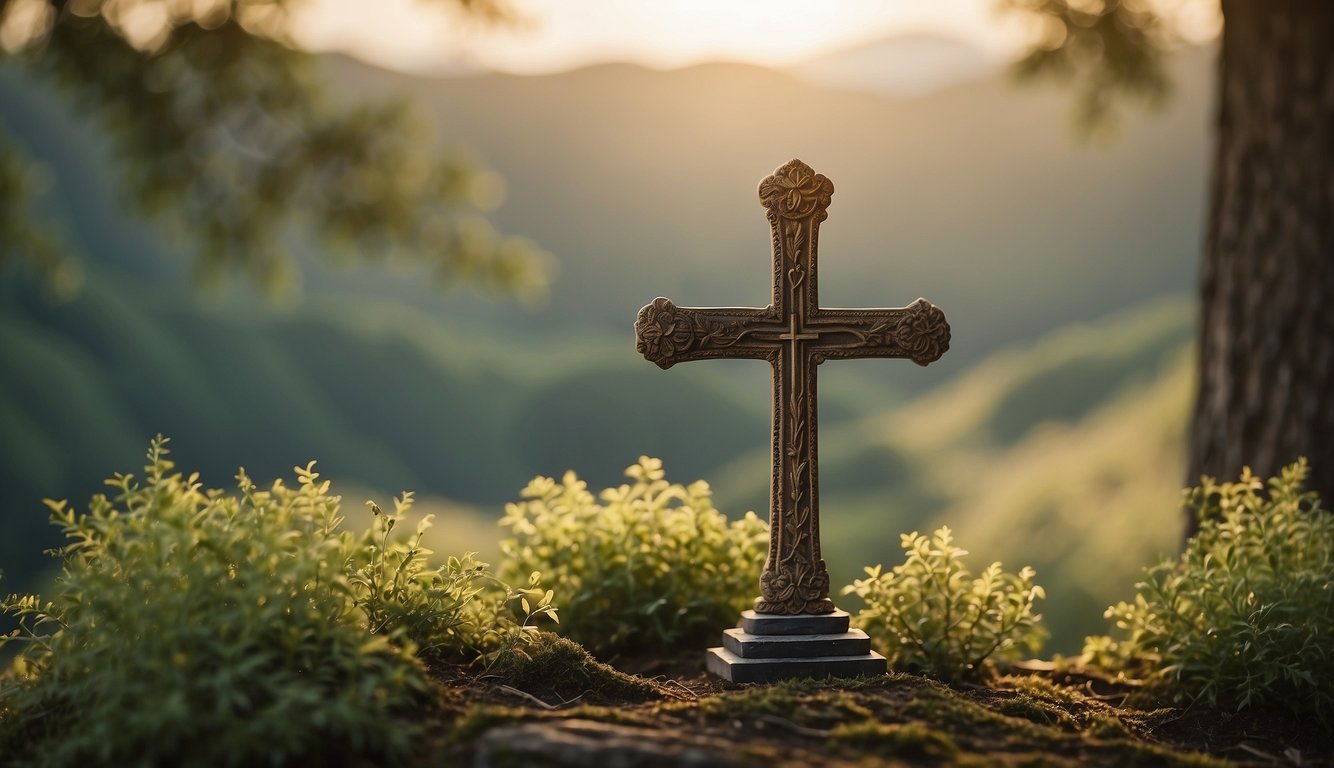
xmin=635 ymin=297 xmax=781 ymax=369
xmin=810 ymin=298 xmax=951 ymax=366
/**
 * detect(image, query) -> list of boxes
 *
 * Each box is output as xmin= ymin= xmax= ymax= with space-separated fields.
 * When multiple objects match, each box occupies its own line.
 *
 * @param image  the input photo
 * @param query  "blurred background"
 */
xmin=0 ymin=0 xmax=1222 ymax=653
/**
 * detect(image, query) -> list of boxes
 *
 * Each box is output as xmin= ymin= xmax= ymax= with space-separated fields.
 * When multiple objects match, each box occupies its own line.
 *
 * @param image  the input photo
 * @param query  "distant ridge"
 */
xmin=359 ymin=33 xmax=1001 ymax=99
xmin=789 ymin=32 xmax=1002 ymax=98
xmin=317 ymin=43 xmax=1210 ymax=363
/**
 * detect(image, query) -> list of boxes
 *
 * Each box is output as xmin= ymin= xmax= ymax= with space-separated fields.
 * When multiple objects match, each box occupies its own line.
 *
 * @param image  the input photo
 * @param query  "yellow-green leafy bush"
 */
xmin=352 ymin=494 xmax=557 ymax=665
xmin=0 ymin=437 xmax=553 ymax=767
xmin=499 ymin=457 xmax=768 ymax=655
xmin=1084 ymin=460 xmax=1333 ymax=722
xmin=843 ymin=526 xmax=1046 ymax=681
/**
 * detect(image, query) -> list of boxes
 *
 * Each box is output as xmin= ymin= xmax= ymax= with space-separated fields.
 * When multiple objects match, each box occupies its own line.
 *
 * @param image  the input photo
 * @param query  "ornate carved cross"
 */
xmin=635 ymin=159 xmax=951 ymax=615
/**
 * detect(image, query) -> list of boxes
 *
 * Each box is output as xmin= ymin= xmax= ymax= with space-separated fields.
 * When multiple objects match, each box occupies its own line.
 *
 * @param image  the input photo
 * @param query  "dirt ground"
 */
xmin=423 ymin=639 xmax=1334 ymax=767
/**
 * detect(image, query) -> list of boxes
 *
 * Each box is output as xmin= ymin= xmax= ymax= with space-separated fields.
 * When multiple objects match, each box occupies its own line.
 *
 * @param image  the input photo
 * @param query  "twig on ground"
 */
xmin=642 ymin=674 xmax=697 ymax=701
xmin=1152 ymin=695 xmax=1201 ymax=728
xmin=663 ymin=678 xmax=699 ymax=700
xmin=1234 ymin=742 xmax=1282 ymax=764
xmin=496 ymin=685 xmax=557 ymax=710
xmin=553 ymin=691 xmax=586 ymax=707
xmin=1081 ymin=690 xmax=1129 ymax=703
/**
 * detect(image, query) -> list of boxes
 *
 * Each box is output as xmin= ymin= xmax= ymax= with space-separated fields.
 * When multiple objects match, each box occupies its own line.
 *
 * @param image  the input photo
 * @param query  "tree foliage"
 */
xmin=0 ymin=130 xmax=75 ymax=297
xmin=0 ymin=0 xmax=546 ymax=297
xmin=1001 ymin=0 xmax=1187 ymax=135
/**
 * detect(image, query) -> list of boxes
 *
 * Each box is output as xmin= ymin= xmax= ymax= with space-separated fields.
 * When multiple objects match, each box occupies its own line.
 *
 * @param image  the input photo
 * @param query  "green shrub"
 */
xmin=1084 ymin=460 xmax=1334 ymax=722
xmin=498 ymin=456 xmax=768 ymax=656
xmin=842 ymin=526 xmax=1046 ymax=681
xmin=351 ymin=493 xmax=557 ymax=665
xmin=0 ymin=436 xmax=553 ymax=767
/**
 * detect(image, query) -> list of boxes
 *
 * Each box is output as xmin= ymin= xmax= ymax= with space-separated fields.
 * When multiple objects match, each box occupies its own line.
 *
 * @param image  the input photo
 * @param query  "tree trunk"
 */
xmin=1187 ymin=0 xmax=1334 ymax=538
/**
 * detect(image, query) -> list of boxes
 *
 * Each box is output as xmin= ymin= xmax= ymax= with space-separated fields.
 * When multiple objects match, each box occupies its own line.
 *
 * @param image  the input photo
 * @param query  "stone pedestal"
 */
xmin=706 ymin=609 xmax=886 ymax=683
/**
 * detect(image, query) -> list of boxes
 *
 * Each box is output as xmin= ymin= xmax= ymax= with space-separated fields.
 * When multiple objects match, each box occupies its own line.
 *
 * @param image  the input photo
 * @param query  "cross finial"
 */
xmin=759 ymin=159 xmax=834 ymax=221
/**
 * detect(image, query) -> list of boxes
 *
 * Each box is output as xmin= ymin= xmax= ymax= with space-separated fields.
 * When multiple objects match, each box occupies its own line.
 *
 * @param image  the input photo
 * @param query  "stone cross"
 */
xmin=635 ymin=159 xmax=950 ymax=617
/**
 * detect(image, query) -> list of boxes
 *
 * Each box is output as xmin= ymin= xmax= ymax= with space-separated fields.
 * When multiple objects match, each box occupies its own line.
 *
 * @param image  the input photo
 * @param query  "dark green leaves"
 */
xmin=1001 ymin=0 xmax=1175 ymax=137
xmin=0 ymin=133 xmax=77 ymax=298
xmin=1 ymin=0 xmax=546 ymax=298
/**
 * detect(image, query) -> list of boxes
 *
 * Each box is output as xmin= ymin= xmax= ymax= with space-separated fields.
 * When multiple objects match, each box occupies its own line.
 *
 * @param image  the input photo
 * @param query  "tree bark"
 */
xmin=1187 ymin=0 xmax=1334 ymax=538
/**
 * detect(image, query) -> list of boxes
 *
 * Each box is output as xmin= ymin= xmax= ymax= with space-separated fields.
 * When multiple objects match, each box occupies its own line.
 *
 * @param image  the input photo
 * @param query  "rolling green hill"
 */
xmin=0 ymin=272 xmax=771 ymax=590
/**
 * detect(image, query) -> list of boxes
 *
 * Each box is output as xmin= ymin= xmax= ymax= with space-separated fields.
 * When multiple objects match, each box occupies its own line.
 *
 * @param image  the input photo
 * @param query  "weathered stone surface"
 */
xmin=472 ymin=719 xmax=743 ymax=767
xmin=740 ymin=609 xmax=850 ymax=636
xmin=723 ymin=627 xmax=871 ymax=659
xmin=706 ymin=646 xmax=886 ymax=683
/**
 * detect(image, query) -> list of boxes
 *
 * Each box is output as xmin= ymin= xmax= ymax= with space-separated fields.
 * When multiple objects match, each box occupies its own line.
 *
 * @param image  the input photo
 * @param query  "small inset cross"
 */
xmin=635 ymin=159 xmax=950 ymax=616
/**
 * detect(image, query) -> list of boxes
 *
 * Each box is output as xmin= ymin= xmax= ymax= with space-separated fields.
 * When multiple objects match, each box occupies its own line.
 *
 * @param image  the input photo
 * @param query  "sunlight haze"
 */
xmin=293 ymin=0 xmax=1029 ymax=74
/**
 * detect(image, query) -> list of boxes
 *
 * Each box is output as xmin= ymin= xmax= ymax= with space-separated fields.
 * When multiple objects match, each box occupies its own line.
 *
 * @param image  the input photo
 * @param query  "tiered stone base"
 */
xmin=705 ymin=609 xmax=886 ymax=683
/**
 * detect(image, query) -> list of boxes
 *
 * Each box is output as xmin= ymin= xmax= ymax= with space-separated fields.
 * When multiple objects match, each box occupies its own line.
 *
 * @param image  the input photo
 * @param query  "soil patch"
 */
xmin=428 ymin=646 xmax=1333 ymax=767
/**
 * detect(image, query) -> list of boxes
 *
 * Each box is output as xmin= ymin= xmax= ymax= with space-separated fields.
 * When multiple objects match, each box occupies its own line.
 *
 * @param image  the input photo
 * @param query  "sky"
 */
xmin=292 ymin=0 xmax=1032 ymax=75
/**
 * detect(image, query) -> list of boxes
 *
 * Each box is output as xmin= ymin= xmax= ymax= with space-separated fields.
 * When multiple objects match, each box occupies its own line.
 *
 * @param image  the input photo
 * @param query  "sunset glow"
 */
xmin=293 ymin=0 xmax=1029 ymax=74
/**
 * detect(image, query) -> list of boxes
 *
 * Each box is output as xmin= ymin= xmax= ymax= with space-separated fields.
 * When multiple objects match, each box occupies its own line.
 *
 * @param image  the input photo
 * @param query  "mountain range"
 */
xmin=319 ymin=43 xmax=1209 ymax=370
xmin=788 ymin=33 xmax=1002 ymax=97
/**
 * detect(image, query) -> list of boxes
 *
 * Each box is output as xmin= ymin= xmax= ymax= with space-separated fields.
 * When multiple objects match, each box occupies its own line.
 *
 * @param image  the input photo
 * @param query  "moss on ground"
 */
xmin=431 ymin=646 xmax=1327 ymax=767
xmin=487 ymin=633 xmax=661 ymax=705
xmin=829 ymin=720 xmax=959 ymax=760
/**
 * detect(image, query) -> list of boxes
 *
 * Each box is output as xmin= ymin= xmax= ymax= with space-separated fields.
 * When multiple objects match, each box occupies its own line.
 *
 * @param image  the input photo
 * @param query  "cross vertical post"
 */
xmin=636 ymin=159 xmax=950 ymax=627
